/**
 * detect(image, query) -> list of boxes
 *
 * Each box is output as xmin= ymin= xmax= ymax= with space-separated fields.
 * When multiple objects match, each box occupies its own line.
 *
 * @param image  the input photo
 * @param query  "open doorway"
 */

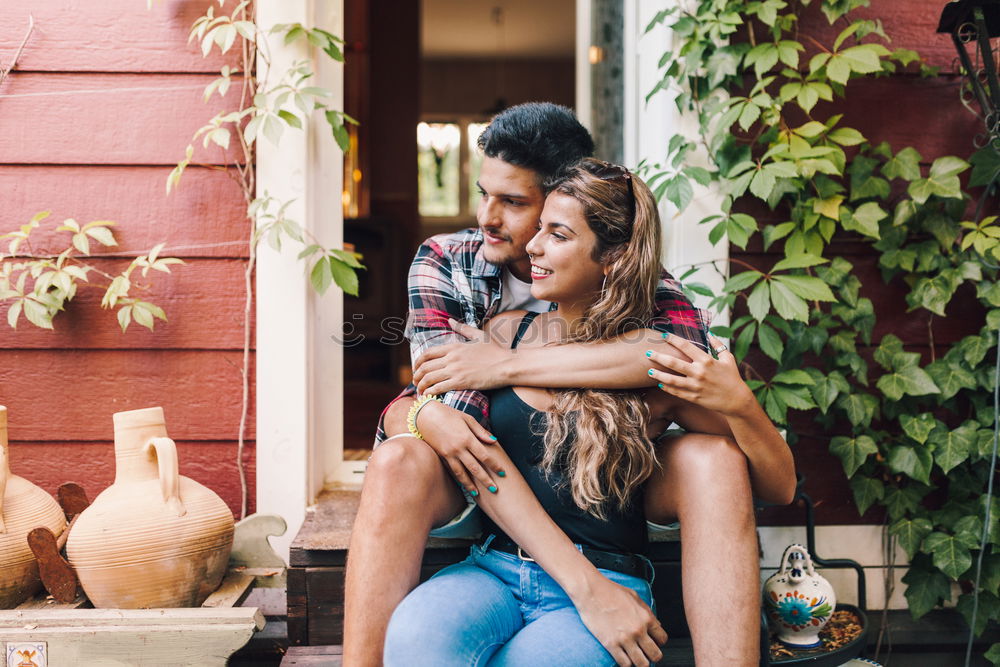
xmin=341 ymin=0 xmax=577 ymax=455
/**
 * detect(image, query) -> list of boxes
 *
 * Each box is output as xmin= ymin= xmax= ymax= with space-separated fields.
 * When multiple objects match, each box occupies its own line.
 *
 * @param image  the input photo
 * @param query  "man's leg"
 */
xmin=342 ymin=398 xmax=466 ymax=666
xmin=645 ymin=433 xmax=759 ymax=667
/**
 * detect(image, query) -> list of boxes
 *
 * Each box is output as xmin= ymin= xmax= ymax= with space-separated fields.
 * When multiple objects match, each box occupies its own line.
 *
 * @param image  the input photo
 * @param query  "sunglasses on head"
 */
xmin=592 ymin=160 xmax=636 ymax=221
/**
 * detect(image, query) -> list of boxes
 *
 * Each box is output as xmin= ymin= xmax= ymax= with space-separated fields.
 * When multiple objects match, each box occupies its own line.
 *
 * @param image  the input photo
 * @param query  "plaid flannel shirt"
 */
xmin=373 ymin=227 xmax=712 ymax=445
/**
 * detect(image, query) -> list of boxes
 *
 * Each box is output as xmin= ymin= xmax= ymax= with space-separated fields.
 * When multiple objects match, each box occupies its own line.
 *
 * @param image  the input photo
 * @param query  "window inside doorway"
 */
xmin=417 ymin=118 xmax=489 ymax=225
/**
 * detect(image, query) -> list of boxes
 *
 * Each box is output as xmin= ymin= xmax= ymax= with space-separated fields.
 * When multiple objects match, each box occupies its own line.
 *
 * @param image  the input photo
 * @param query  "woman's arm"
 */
xmin=647 ymin=334 xmax=796 ymax=505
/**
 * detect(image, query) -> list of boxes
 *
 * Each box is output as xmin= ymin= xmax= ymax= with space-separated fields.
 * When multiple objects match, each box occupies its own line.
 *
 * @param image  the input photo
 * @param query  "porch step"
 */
xmin=279 ymin=640 xmax=701 ymax=666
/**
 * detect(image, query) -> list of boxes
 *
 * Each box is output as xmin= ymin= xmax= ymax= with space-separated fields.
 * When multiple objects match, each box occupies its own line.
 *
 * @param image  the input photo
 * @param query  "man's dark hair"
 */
xmin=477 ymin=102 xmax=594 ymax=186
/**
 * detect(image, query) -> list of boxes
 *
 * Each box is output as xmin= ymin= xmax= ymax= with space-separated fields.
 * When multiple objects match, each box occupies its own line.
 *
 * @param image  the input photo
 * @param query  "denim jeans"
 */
xmin=383 ymin=536 xmax=656 ymax=666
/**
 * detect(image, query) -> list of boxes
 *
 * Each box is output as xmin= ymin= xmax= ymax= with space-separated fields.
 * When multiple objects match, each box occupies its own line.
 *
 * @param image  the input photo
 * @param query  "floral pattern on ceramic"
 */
xmin=0 ymin=406 xmax=67 ymax=608
xmin=763 ymin=543 xmax=837 ymax=648
xmin=66 ymin=407 xmax=234 ymax=608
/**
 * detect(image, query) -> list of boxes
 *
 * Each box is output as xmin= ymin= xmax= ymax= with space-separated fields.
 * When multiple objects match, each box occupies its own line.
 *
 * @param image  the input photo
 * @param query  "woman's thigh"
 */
xmin=487 ymin=606 xmax=617 ymax=667
xmin=384 ymin=561 xmax=523 ymax=667
xmin=488 ymin=567 xmax=655 ymax=667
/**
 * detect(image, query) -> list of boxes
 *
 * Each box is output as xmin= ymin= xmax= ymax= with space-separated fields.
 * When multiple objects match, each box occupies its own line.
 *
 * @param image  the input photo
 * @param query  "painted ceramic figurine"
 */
xmin=66 ymin=406 xmax=234 ymax=608
xmin=763 ymin=543 xmax=836 ymax=647
xmin=0 ymin=406 xmax=67 ymax=608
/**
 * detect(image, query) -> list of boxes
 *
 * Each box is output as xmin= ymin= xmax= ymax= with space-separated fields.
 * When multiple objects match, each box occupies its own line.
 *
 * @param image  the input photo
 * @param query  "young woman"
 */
xmin=383 ymin=159 xmax=794 ymax=666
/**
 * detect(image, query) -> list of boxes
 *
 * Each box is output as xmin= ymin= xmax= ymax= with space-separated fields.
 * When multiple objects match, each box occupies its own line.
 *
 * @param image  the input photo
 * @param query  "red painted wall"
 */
xmin=0 ymin=1 xmax=253 ymax=516
xmin=749 ymin=0 xmax=985 ymax=526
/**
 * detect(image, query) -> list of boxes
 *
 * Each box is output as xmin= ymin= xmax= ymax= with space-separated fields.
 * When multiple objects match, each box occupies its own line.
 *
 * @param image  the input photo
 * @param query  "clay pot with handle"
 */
xmin=0 ymin=406 xmax=68 ymax=608
xmin=66 ymin=407 xmax=234 ymax=608
xmin=763 ymin=544 xmax=837 ymax=647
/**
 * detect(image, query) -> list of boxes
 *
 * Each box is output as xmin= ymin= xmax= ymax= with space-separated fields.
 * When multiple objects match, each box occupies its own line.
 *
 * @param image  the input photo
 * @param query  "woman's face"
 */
xmin=525 ymin=192 xmax=606 ymax=306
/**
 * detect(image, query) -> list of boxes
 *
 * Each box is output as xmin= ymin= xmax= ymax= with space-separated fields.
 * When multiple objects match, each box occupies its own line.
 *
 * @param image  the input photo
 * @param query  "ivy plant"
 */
xmin=0 ymin=212 xmax=181 ymax=332
xmin=646 ymin=0 xmax=1000 ymax=653
xmin=159 ymin=0 xmax=362 ymax=518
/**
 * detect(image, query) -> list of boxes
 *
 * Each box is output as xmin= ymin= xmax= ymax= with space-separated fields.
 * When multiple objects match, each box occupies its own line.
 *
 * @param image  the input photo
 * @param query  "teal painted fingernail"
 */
xmin=645 ymin=350 xmax=653 ymax=358
xmin=489 ymin=435 xmax=497 ymax=441
xmin=497 ymin=471 xmax=506 ymax=477
xmin=648 ymin=369 xmax=654 ymax=376
xmin=662 ymin=332 xmax=670 ymax=339
xmin=488 ymin=485 xmax=498 ymax=493
xmin=470 ymin=489 xmax=479 ymax=497
xmin=658 ymin=383 xmax=664 ymax=389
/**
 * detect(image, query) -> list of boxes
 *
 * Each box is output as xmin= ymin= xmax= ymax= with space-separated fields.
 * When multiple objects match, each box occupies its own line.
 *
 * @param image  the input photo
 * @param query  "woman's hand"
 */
xmin=572 ymin=574 xmax=667 ymax=666
xmin=647 ymin=334 xmax=754 ymax=417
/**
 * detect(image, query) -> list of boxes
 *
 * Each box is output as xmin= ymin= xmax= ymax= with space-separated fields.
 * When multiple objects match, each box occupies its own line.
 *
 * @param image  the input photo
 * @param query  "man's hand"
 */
xmin=413 ymin=318 xmax=513 ymax=394
xmin=573 ymin=575 xmax=667 ymax=666
xmin=416 ymin=400 xmax=506 ymax=495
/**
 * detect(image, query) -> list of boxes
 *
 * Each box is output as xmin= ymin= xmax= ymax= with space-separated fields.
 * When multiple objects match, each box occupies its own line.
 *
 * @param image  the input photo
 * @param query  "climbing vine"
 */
xmin=167 ymin=0 xmax=361 ymax=519
xmin=646 ymin=0 xmax=1000 ymax=654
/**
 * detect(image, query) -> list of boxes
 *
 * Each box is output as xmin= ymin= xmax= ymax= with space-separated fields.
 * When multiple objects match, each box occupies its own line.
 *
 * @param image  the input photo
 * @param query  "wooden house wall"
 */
xmin=749 ymin=0 xmax=987 ymax=526
xmin=0 ymin=1 xmax=253 ymax=516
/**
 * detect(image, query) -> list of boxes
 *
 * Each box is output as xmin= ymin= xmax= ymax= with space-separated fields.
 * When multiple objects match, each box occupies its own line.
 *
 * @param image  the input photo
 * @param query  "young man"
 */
xmin=343 ymin=103 xmax=772 ymax=666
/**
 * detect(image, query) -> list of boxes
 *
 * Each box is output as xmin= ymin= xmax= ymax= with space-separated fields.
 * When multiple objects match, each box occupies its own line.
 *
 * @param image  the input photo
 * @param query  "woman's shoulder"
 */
xmin=484 ymin=310 xmax=531 ymax=348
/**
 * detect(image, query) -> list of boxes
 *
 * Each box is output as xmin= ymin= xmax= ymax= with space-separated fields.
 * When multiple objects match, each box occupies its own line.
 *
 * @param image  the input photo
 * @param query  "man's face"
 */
xmin=476 ymin=156 xmax=545 ymax=280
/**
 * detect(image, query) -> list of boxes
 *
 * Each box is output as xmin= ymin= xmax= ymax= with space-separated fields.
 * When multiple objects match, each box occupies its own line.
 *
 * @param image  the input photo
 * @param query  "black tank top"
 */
xmin=481 ymin=312 xmax=648 ymax=554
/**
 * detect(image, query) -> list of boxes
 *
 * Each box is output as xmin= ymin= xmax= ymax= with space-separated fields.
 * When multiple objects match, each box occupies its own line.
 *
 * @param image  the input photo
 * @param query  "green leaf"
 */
xmin=923 ymin=532 xmax=972 ymax=579
xmin=888 ymin=444 xmax=934 ymax=485
xmin=827 ymin=127 xmax=865 ymax=146
xmin=889 ymin=517 xmax=933 ymax=559
xmin=772 ymin=385 xmax=816 ymax=410
xmin=277 ymin=109 xmax=303 ymax=129
xmin=758 ymin=323 xmax=784 ymax=361
xmin=772 ymin=254 xmax=828 ymax=271
xmin=772 ymin=369 xmax=815 ymax=385
xmin=900 ymin=413 xmax=938 ymax=445
xmin=665 ymin=176 xmax=694 ymax=211
xmin=310 ymin=256 xmax=332 ymax=294
xmin=768 ymin=279 xmax=809 ymax=322
xmin=329 ymin=257 xmax=360 ymax=296
xmin=931 ymin=423 xmax=976 ymax=473
xmin=830 ymin=435 xmax=878 ymax=477
xmin=877 ymin=366 xmax=940 ymax=401
xmin=771 ymin=274 xmax=837 ymax=301
xmin=116 ymin=305 xmax=132 ymax=332
xmin=970 ymin=145 xmax=1000 ymax=188
xmin=908 ymin=156 xmax=970 ymax=203
xmin=724 ymin=270 xmax=763 ymax=293
xmin=839 ymin=393 xmax=877 ymax=428
xmin=957 ymin=591 xmax=1000 ymax=638
xmin=885 ymin=485 xmax=925 ymax=521
xmin=747 ymin=281 xmax=770 ymax=321
xmin=841 ymin=201 xmax=886 ymax=239
xmin=903 ymin=563 xmax=951 ymax=618
xmin=926 ymin=359 xmax=976 ymax=400
xmin=849 ymin=476 xmax=883 ymax=515
xmin=883 ymin=146 xmax=923 ymax=181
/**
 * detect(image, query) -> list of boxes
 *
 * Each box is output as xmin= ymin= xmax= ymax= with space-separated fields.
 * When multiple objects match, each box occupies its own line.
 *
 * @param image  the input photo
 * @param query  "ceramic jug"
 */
xmin=763 ymin=544 xmax=836 ymax=647
xmin=0 ymin=406 xmax=67 ymax=608
xmin=66 ymin=407 xmax=234 ymax=608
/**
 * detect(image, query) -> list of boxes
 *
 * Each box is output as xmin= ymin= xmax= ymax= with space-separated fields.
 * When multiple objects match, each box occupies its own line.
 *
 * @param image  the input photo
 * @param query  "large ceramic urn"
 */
xmin=66 ymin=407 xmax=234 ymax=608
xmin=0 ymin=406 xmax=67 ymax=608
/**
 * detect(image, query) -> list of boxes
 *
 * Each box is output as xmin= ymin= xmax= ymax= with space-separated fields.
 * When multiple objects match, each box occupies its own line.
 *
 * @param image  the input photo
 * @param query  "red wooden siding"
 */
xmin=0 ymin=0 xmax=252 ymax=515
xmin=747 ymin=0 xmax=986 ymax=526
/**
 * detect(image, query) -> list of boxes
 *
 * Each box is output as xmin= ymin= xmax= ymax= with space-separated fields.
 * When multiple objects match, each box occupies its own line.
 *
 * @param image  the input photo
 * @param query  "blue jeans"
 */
xmin=384 ymin=536 xmax=656 ymax=666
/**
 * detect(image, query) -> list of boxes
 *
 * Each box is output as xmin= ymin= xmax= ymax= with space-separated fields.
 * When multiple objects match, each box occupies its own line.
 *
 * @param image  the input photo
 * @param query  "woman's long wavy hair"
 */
xmin=540 ymin=158 xmax=663 ymax=519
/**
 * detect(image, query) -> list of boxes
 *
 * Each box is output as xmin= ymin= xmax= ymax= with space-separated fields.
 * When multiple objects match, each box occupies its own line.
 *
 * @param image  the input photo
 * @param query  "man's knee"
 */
xmin=366 ymin=437 xmax=443 ymax=494
xmin=665 ymin=434 xmax=749 ymax=481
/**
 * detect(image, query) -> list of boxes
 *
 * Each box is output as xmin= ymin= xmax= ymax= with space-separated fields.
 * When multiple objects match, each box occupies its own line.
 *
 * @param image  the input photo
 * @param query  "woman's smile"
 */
xmin=530 ymin=264 xmax=553 ymax=279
